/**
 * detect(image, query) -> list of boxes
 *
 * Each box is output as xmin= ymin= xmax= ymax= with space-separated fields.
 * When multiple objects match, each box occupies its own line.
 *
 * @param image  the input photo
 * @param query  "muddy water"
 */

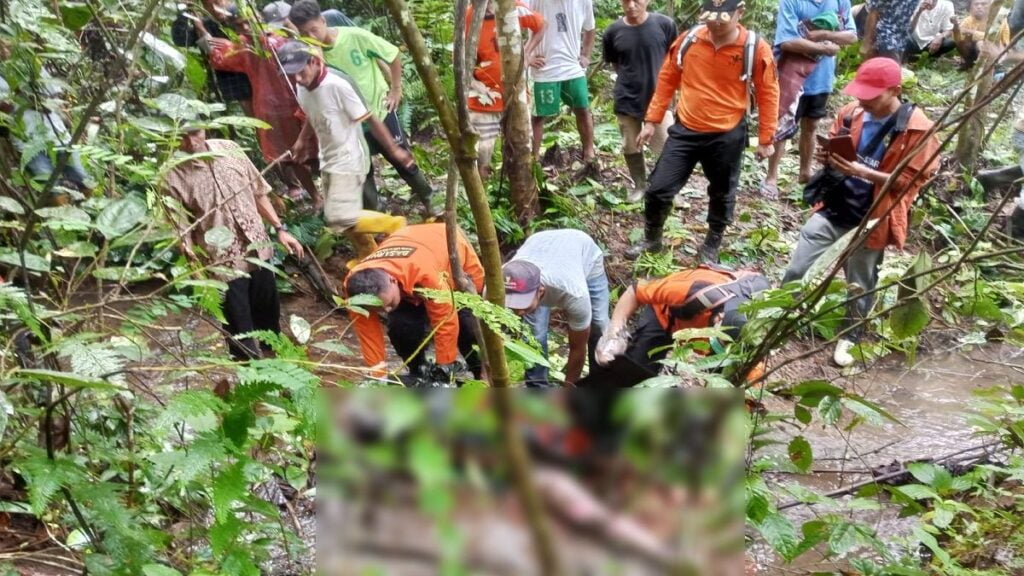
xmin=804 ymin=344 xmax=1022 ymax=466
xmin=753 ymin=344 xmax=1024 ymax=573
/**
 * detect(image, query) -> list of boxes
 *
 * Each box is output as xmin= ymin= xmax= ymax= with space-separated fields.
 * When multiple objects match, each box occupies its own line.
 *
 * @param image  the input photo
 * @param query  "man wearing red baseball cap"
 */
xmin=782 ymin=57 xmax=940 ymax=367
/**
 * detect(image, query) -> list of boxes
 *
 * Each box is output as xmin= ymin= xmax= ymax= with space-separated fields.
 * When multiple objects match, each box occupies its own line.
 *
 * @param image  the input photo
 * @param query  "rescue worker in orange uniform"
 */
xmin=344 ymin=223 xmax=485 ymax=381
xmin=582 ymin=265 xmax=769 ymax=387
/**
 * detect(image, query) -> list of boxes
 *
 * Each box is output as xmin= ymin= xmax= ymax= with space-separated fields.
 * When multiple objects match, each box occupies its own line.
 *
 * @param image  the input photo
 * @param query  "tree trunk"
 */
xmin=954 ymin=0 xmax=1006 ymax=171
xmin=494 ymin=0 xmax=540 ymax=230
xmin=381 ymin=2 xmax=564 ymax=574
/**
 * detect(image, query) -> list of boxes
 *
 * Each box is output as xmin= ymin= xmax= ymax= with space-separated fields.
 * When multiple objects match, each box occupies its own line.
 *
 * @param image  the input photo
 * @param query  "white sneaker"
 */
xmin=673 ymin=191 xmax=689 ymax=208
xmin=833 ymin=339 xmax=856 ymax=367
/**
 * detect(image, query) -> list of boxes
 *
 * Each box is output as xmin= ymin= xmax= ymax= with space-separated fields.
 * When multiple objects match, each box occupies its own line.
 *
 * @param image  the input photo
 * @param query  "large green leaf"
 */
xmin=0 ymin=196 xmax=25 ymax=215
xmin=59 ymin=2 xmax=93 ymax=30
xmin=210 ymin=115 xmax=272 ymax=131
xmin=96 ymin=195 xmax=147 ymax=239
xmin=0 ymin=249 xmax=50 ymax=272
xmin=758 ymin=512 xmax=799 ymax=561
xmin=185 ymin=53 xmax=208 ymax=93
xmin=35 ymin=205 xmax=91 ymax=231
xmin=503 ymin=338 xmax=549 ymax=368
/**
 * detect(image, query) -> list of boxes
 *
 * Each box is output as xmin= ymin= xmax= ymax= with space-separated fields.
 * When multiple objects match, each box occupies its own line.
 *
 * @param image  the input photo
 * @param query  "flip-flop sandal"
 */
xmin=758 ymin=181 xmax=780 ymax=200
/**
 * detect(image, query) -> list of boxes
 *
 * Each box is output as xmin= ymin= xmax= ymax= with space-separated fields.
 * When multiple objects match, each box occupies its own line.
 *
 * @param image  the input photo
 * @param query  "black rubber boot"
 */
xmin=407 ymin=167 xmax=441 ymax=219
xmin=977 ymin=165 xmax=1024 ymax=195
xmin=1009 ymin=204 xmax=1024 ymax=240
xmin=698 ymin=230 xmax=724 ymax=264
xmin=626 ymin=202 xmax=671 ymax=260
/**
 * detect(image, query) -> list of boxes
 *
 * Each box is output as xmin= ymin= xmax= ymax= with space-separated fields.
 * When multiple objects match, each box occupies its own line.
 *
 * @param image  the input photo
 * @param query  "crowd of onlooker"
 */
xmin=2 ymin=0 xmax=1021 ymax=384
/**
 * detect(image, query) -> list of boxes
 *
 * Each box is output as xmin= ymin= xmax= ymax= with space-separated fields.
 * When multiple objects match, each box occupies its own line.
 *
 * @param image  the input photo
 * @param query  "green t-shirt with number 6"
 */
xmin=322 ymin=27 xmax=400 ymax=121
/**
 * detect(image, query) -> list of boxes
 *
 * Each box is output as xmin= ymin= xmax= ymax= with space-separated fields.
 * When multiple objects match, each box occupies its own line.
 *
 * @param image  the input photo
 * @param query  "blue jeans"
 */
xmin=25 ymin=150 xmax=92 ymax=190
xmin=523 ymin=271 xmax=610 ymax=386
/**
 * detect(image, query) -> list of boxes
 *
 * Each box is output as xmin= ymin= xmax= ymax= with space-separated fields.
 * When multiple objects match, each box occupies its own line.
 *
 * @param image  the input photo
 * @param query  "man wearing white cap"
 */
xmin=502 ymin=229 xmax=609 ymax=386
xmin=782 ymin=57 xmax=940 ymax=367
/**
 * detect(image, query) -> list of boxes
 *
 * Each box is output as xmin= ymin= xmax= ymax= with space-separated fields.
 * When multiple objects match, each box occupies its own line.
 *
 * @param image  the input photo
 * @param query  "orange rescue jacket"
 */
xmin=634 ymin=265 xmax=761 ymax=333
xmin=346 ymin=224 xmax=485 ymax=368
xmin=826 ymin=102 xmax=940 ymax=251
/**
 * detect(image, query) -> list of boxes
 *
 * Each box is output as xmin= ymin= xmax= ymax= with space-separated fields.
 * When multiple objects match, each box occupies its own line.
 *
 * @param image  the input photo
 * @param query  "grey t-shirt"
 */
xmin=510 ymin=229 xmax=604 ymax=331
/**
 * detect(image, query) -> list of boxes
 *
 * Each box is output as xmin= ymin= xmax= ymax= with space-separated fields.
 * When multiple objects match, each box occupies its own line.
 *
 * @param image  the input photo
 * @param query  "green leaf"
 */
xmin=312 ymin=341 xmax=355 ymax=357
xmin=59 ymin=2 xmax=93 ymax=30
xmin=794 ymin=404 xmax=812 ymax=425
xmin=758 ymin=512 xmax=799 ymax=561
xmin=289 ymin=314 xmax=311 ymax=345
xmin=96 ymin=195 xmax=147 ymax=239
xmin=0 ymin=249 xmax=49 ymax=272
xmin=35 ymin=205 xmax=91 ymax=231
xmin=842 ymin=394 xmax=902 ymax=425
xmin=159 ymin=390 xmax=226 ymax=433
xmin=818 ymin=394 xmax=841 ymax=426
xmin=63 ymin=342 xmax=127 ymax=384
xmin=788 ymin=380 xmax=845 ymax=398
xmin=895 ymin=484 xmax=939 ymax=501
xmin=932 ymin=501 xmax=956 ymax=528
xmin=209 ymin=115 xmax=272 ymax=131
xmin=54 ymin=241 xmax=98 ymax=259
xmin=12 ymin=368 xmax=117 ymax=390
xmin=142 ymin=565 xmax=183 ymax=576
xmin=788 ymin=436 xmax=813 ymax=473
xmin=176 ymin=279 xmax=230 ymax=292
xmin=18 ymin=454 xmax=84 ymax=515
xmin=185 ymin=53 xmax=208 ymax=93
xmin=0 ymin=196 xmax=24 ymax=215
xmin=503 ymin=338 xmax=549 ymax=368
xmin=828 ymin=521 xmax=872 ymax=556
xmin=912 ymin=524 xmax=951 ymax=566
xmin=890 ymin=298 xmax=929 ymax=339
xmin=907 ymin=462 xmax=953 ymax=492
xmin=204 ymin=226 xmax=235 ymax=251
xmin=212 ymin=462 xmax=247 ymax=523
xmin=238 ymin=359 xmax=318 ymax=392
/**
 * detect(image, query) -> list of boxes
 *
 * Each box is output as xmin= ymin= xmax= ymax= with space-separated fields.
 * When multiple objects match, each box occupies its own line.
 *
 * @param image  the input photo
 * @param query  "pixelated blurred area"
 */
xmin=318 ymin=388 xmax=747 ymax=575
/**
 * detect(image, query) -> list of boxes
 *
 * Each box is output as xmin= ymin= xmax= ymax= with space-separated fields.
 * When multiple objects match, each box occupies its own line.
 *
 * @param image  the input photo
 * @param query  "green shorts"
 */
xmin=533 ymin=76 xmax=590 ymax=117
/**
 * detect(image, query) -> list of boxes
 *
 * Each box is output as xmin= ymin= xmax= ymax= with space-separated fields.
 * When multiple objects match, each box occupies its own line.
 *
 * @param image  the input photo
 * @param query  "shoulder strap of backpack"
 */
xmin=675 ymin=24 xmax=705 ymax=69
xmin=742 ymin=30 xmax=757 ymax=115
xmin=840 ymin=108 xmax=856 ymax=135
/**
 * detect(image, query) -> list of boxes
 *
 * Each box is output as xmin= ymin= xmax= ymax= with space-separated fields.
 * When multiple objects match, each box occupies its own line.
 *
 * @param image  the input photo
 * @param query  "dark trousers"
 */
xmin=576 ymin=306 xmax=673 ymax=388
xmin=386 ymin=299 xmax=482 ymax=378
xmin=903 ymin=37 xmax=956 ymax=59
xmin=363 ymin=111 xmax=433 ymax=211
xmin=645 ymin=121 xmax=747 ymax=235
xmin=222 ymin=267 xmax=281 ymax=360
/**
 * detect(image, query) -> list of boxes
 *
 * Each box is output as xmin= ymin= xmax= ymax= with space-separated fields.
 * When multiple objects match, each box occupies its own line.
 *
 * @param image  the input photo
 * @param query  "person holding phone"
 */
xmin=781 ymin=58 xmax=940 ymax=367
